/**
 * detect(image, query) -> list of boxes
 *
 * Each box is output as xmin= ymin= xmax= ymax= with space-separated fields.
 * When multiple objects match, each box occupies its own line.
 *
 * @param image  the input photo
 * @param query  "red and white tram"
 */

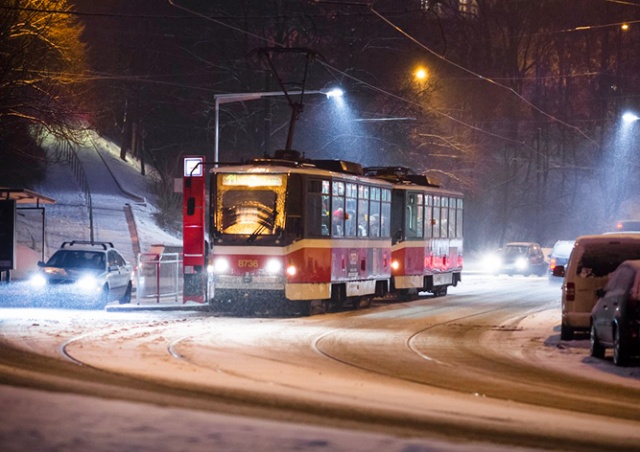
xmin=200 ymin=152 xmax=463 ymax=314
xmin=365 ymin=167 xmax=463 ymax=297
xmin=208 ymin=152 xmax=393 ymax=314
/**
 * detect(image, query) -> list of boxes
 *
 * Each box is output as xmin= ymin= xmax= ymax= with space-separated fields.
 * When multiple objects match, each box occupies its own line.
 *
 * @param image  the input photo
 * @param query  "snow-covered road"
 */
xmin=1 ymin=275 xmax=640 ymax=451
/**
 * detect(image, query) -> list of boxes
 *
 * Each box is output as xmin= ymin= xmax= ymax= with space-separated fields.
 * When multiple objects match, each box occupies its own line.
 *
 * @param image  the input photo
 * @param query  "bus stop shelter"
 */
xmin=0 ymin=187 xmax=56 ymax=281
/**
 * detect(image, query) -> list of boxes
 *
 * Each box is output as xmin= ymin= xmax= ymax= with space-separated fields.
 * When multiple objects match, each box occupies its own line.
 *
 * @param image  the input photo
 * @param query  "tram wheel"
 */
xmin=355 ymin=296 xmax=372 ymax=309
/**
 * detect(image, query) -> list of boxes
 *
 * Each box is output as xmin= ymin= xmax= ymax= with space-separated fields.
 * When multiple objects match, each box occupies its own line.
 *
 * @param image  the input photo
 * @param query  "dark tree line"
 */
xmin=4 ymin=0 xmax=640 ymax=249
xmin=0 ymin=0 xmax=87 ymax=186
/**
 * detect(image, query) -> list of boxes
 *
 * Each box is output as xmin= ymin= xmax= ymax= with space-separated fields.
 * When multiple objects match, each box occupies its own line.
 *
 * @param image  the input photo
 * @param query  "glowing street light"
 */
xmin=213 ymin=88 xmax=343 ymax=165
xmin=622 ymin=111 xmax=640 ymax=123
xmin=414 ymin=66 xmax=428 ymax=81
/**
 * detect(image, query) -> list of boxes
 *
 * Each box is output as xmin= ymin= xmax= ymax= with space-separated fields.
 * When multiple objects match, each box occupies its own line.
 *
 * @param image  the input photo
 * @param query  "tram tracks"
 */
xmin=3 ymin=278 xmax=640 ymax=451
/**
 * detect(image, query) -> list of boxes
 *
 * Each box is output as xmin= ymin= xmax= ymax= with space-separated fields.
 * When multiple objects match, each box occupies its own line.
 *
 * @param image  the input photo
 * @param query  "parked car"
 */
xmin=489 ymin=242 xmax=546 ymax=276
xmin=590 ymin=260 xmax=640 ymax=366
xmin=29 ymin=241 xmax=133 ymax=308
xmin=548 ymin=240 xmax=575 ymax=283
xmin=553 ymin=233 xmax=640 ymax=340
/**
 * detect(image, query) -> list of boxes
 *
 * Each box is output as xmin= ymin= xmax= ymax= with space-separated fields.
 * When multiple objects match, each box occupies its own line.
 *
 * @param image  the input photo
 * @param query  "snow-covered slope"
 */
xmin=15 ymin=131 xmax=182 ymax=278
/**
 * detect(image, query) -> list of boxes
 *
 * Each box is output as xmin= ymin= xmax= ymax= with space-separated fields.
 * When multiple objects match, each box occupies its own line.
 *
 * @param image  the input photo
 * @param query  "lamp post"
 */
xmin=213 ymin=88 xmax=343 ymax=166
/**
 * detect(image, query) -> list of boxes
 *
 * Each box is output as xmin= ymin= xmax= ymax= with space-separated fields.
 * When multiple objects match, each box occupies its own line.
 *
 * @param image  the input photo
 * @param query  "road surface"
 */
xmin=1 ymin=275 xmax=639 ymax=451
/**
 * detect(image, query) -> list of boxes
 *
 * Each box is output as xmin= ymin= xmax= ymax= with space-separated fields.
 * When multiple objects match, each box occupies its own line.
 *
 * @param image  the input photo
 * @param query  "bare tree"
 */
xmin=0 ymin=0 xmax=87 ymax=184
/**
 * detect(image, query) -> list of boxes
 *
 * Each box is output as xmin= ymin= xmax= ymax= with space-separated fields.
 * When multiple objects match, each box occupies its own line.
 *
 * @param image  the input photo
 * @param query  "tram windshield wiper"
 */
xmin=247 ymin=207 xmax=277 ymax=242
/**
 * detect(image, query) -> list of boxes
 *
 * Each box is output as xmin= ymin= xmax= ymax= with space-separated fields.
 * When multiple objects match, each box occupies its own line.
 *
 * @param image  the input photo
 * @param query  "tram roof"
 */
xmin=210 ymin=159 xmax=463 ymax=197
xmin=211 ymin=162 xmax=396 ymax=186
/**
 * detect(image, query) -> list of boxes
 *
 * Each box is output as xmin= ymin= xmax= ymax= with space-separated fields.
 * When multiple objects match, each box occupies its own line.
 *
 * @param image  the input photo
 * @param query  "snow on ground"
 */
xmin=0 ymin=383 xmax=524 ymax=452
xmin=3 ymin=132 xmax=639 ymax=451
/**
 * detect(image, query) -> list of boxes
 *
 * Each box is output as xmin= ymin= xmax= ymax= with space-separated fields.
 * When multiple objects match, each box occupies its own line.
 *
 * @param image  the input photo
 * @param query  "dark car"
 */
xmin=29 ymin=241 xmax=133 ymax=308
xmin=590 ymin=260 xmax=640 ymax=366
xmin=548 ymin=240 xmax=575 ymax=283
xmin=493 ymin=242 xmax=546 ymax=276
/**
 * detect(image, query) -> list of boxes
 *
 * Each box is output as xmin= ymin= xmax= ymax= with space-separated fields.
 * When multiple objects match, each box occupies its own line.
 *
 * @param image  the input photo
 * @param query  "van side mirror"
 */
xmin=552 ymin=265 xmax=565 ymax=278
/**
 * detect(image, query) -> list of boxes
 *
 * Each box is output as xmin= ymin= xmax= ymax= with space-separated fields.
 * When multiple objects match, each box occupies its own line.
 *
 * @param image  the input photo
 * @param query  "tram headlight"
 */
xmin=265 ymin=258 xmax=282 ymax=274
xmin=391 ymin=260 xmax=400 ymax=271
xmin=213 ymin=257 xmax=230 ymax=274
xmin=286 ymin=265 xmax=297 ymax=277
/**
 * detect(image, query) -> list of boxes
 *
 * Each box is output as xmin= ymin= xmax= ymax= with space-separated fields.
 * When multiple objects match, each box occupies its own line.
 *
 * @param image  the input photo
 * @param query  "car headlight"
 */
xmin=76 ymin=274 xmax=101 ymax=293
xmin=482 ymin=253 xmax=502 ymax=273
xmin=515 ymin=257 xmax=528 ymax=270
xmin=29 ymin=273 xmax=47 ymax=288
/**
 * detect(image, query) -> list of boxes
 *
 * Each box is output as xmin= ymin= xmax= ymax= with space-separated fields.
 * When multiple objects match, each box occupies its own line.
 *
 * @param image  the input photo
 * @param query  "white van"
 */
xmin=555 ymin=233 xmax=640 ymax=340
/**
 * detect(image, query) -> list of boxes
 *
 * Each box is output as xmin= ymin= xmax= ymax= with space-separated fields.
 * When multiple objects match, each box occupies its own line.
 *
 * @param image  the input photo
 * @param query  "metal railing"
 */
xmin=136 ymin=252 xmax=182 ymax=304
xmin=57 ymin=141 xmax=94 ymax=242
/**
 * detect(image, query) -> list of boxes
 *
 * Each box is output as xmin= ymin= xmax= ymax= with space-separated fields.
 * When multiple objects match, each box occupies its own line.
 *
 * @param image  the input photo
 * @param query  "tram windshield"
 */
xmin=215 ymin=173 xmax=287 ymax=236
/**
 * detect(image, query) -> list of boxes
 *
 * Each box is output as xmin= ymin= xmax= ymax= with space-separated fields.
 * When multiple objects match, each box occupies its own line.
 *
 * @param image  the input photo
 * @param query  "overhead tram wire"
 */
xmin=166 ymin=0 xmax=282 ymax=48
xmin=316 ymin=60 xmax=531 ymax=150
xmin=7 ymin=0 xmax=606 ymax=153
xmin=366 ymin=2 xmax=600 ymax=149
xmin=166 ymin=0 xmax=534 ymax=151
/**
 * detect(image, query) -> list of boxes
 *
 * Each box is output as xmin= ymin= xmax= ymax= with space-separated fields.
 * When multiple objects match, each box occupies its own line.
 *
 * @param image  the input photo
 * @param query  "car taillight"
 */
xmin=566 ymin=282 xmax=575 ymax=301
xmin=549 ymin=258 xmax=557 ymax=270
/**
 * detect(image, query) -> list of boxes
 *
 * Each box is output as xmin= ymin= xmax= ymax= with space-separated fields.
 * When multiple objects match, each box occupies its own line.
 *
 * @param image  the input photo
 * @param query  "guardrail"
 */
xmin=57 ymin=141 xmax=95 ymax=242
xmin=136 ymin=252 xmax=182 ymax=304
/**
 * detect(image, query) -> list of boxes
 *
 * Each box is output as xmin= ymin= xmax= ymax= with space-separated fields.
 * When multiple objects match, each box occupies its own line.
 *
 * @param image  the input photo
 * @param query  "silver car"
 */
xmin=30 ymin=241 xmax=133 ymax=308
xmin=590 ymin=259 xmax=640 ymax=366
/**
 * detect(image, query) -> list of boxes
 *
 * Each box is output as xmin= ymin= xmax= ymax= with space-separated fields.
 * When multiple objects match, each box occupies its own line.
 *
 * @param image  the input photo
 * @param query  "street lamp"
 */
xmin=622 ymin=111 xmax=640 ymax=124
xmin=213 ymin=88 xmax=343 ymax=165
xmin=414 ymin=66 xmax=428 ymax=81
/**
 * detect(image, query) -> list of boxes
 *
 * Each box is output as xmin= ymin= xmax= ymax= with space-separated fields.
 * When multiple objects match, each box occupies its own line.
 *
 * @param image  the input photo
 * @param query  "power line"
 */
xmin=367 ymin=2 xmax=600 ymax=148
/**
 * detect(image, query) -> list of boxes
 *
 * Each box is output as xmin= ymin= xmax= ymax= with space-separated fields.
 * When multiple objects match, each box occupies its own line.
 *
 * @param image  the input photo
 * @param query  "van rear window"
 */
xmin=578 ymin=243 xmax=640 ymax=277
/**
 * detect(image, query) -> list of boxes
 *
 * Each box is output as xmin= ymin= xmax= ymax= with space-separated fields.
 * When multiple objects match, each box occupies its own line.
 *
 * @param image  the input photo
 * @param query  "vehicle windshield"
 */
xmin=46 ymin=250 xmax=105 ymax=270
xmin=577 ymin=243 xmax=640 ymax=278
xmin=552 ymin=241 xmax=574 ymax=258
xmin=214 ymin=173 xmax=286 ymax=236
xmin=504 ymin=246 xmax=528 ymax=257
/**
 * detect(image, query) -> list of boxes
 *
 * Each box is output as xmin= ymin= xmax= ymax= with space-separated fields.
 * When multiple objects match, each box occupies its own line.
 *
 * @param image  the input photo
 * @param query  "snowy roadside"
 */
xmin=0 ymin=384 xmax=525 ymax=452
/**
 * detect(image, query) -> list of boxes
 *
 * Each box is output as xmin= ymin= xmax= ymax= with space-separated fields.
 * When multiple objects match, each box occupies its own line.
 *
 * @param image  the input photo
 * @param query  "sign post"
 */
xmin=182 ymin=156 xmax=207 ymax=303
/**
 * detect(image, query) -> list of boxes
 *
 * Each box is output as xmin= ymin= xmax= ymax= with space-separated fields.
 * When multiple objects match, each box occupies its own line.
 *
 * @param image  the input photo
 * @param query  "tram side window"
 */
xmin=416 ymin=194 xmax=424 ymax=238
xmin=448 ymin=197 xmax=457 ymax=238
xmin=381 ymin=189 xmax=391 ymax=237
xmin=456 ymin=198 xmax=463 ymax=238
xmin=440 ymin=197 xmax=449 ymax=238
xmin=332 ymin=181 xmax=345 ymax=237
xmin=425 ymin=195 xmax=433 ymax=238
xmin=432 ymin=196 xmax=441 ymax=238
xmin=406 ymin=192 xmax=423 ymax=239
xmin=345 ymin=183 xmax=357 ymax=237
xmin=306 ymin=179 xmax=330 ymax=237
xmin=357 ymin=185 xmax=369 ymax=237
xmin=369 ymin=187 xmax=381 ymax=237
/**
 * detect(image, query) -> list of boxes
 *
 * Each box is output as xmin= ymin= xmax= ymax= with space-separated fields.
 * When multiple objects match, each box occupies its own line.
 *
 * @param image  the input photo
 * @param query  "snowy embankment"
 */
xmin=15 ymin=131 xmax=181 ymax=278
